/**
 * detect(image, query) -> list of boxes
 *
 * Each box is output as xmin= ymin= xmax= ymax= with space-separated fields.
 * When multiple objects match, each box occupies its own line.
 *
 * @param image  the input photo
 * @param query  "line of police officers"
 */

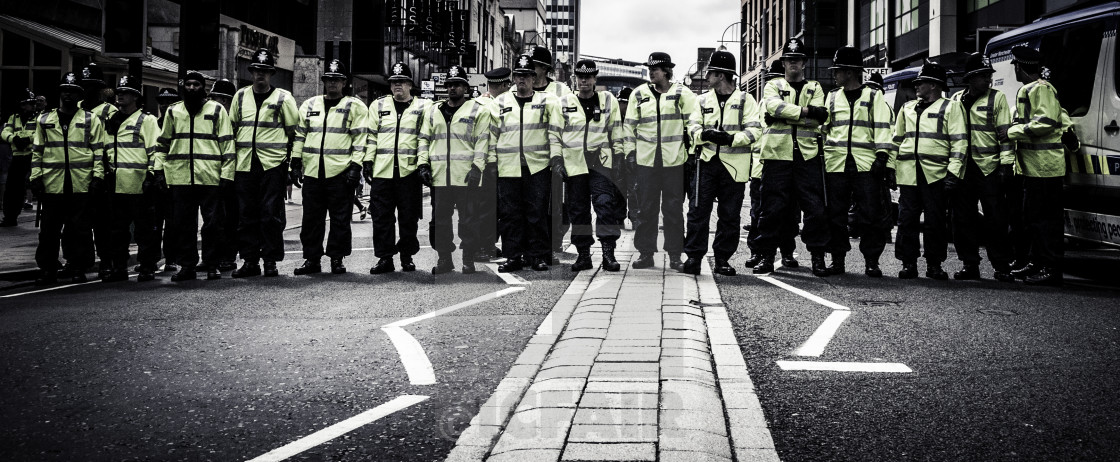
xmin=20 ymin=40 xmax=1068 ymax=287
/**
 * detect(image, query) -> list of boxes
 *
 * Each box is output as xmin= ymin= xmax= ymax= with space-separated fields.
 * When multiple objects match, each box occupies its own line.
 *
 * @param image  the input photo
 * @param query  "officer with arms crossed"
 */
xmin=623 ymin=52 xmax=699 ymax=271
xmin=29 ymin=73 xmax=107 ymax=284
xmin=752 ymin=39 xmax=830 ymax=276
xmin=682 ymin=50 xmax=761 ymax=276
xmin=488 ymin=54 xmax=564 ymax=272
xmin=820 ymin=46 xmax=895 ymax=277
xmin=364 ymin=62 xmax=432 ymax=274
xmin=555 ymin=59 xmax=626 ymax=272
xmin=891 ymin=62 xmax=968 ymax=280
xmin=155 ymin=71 xmax=236 ymax=282
xmin=949 ymin=53 xmax=1016 ymax=282
xmin=417 ymin=65 xmax=492 ymax=275
xmin=228 ymin=48 xmax=300 ymax=278
xmin=291 ymin=59 xmax=368 ymax=275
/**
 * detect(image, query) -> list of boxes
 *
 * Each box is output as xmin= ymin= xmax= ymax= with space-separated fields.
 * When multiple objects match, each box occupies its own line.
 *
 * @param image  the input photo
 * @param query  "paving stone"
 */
xmin=541 ymin=351 xmax=598 ymax=368
xmin=729 ymin=423 xmax=776 ymax=450
xmin=660 ymin=408 xmax=728 ymax=436
xmin=661 ymin=355 xmax=714 ymax=372
xmin=733 ymin=448 xmax=782 ymax=462
xmin=481 ymin=386 xmax=527 ymax=412
xmin=661 ymin=347 xmax=711 ymax=362
xmin=487 ymin=448 xmax=562 ymax=462
xmin=710 ymin=345 xmax=747 ymax=367
xmin=591 ymin=362 xmax=658 ymax=375
xmin=573 ymin=407 xmax=658 ymax=426
xmin=496 ymin=377 xmax=532 ymax=391
xmin=660 ymin=382 xmax=721 ymax=410
xmin=660 ymin=365 xmax=717 ymax=385
xmin=661 ymin=306 xmax=704 ymax=317
xmin=470 ymin=404 xmax=511 ymax=426
xmin=527 ymin=378 xmax=586 ymax=392
xmin=504 ymin=364 xmax=540 ymax=379
xmin=602 ymin=339 xmax=661 ymax=348
xmin=720 ymin=383 xmax=762 ymax=411
xmin=561 ymin=442 xmax=656 ymax=461
xmin=661 ymin=328 xmax=708 ymax=342
xmin=598 ymin=346 xmax=660 ymax=356
xmin=662 ymin=338 xmax=709 ymax=353
xmin=567 ymin=424 xmax=658 ymax=443
xmin=658 ymin=450 xmax=733 ymax=462
xmin=584 ymin=381 xmax=659 ymax=394
xmin=443 ymin=444 xmax=489 ymax=462
xmin=554 ymin=338 xmax=604 ymax=351
xmin=505 ymin=407 xmax=577 ymax=431
xmin=578 ymin=392 xmax=659 ymax=409
xmin=727 ymin=408 xmax=772 ymax=439
xmin=515 ymin=389 xmax=583 ymax=411
xmin=561 ymin=328 xmax=609 ymax=340
xmin=515 ymin=344 xmax=552 ymax=365
xmin=659 ymin=428 xmax=733 ymax=458
xmin=453 ymin=424 xmax=502 ymax=447
xmin=595 ymin=352 xmax=661 ymax=363
xmin=535 ymin=365 xmax=592 ymax=381
xmin=529 ymin=334 xmax=560 ymax=345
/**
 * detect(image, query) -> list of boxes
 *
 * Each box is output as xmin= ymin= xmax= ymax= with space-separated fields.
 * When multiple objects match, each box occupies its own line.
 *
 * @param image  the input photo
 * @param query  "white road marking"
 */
xmin=1 ymin=274 xmax=136 ymax=298
xmin=385 ymin=287 xmax=526 ymax=328
xmin=776 ymin=361 xmax=913 ymax=373
xmin=380 ymin=326 xmax=437 ymax=385
xmin=245 ymin=394 xmax=429 ymax=462
xmin=792 ymin=310 xmax=851 ymax=357
xmin=755 ymin=275 xmax=850 ymax=311
xmin=281 ymin=246 xmax=433 ymax=255
xmin=485 ymin=263 xmax=531 ymax=285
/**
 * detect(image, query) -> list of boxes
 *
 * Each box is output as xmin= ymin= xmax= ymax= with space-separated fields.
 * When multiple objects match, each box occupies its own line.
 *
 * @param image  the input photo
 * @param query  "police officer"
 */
xmin=103 ymin=75 xmax=162 ymax=282
xmin=616 ymin=87 xmax=637 ymax=229
xmin=471 ymin=67 xmax=512 ymax=262
xmin=623 ymin=52 xmax=699 ymax=270
xmin=364 ymin=62 xmax=432 ymax=274
xmin=556 ymin=60 xmax=626 ymax=272
xmin=949 ymin=53 xmax=1016 ymax=282
xmin=488 ymin=54 xmax=564 ymax=272
xmin=228 ymin=48 xmax=300 ymax=278
xmin=29 ymin=73 xmax=106 ymax=284
xmin=418 ymin=65 xmax=492 ymax=274
xmin=79 ymin=63 xmax=119 ymax=279
xmin=156 ymin=87 xmax=179 ymax=125
xmin=820 ymin=46 xmax=895 ymax=277
xmin=1002 ymin=46 xmax=1065 ymax=286
xmin=207 ymin=78 xmax=240 ymax=273
xmin=291 ymin=59 xmax=368 ymax=275
xmin=79 ymin=63 xmax=119 ymax=122
xmin=752 ymin=39 xmax=830 ymax=276
xmin=155 ymin=71 xmax=236 ymax=282
xmin=682 ymin=51 xmax=762 ymax=276
xmin=891 ymin=62 xmax=968 ymax=279
xmin=0 ymin=89 xmax=39 ymax=226
xmin=529 ymin=46 xmax=573 ymax=97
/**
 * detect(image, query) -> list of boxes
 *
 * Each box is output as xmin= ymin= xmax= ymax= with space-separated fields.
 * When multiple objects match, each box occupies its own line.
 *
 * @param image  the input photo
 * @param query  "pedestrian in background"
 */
xmin=1 ymin=89 xmax=39 ymax=227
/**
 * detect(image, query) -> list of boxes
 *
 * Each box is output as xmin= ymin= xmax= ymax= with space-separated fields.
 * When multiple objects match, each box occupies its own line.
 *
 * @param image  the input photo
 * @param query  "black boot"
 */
xmin=432 ymin=253 xmax=454 ymax=275
xmin=953 ymin=264 xmax=981 ymax=280
xmin=571 ymin=250 xmax=593 ymax=272
xmin=330 ymin=258 xmax=346 ymax=274
xmin=669 ymin=254 xmax=684 ymax=271
xmin=232 ymin=261 xmax=261 ymax=278
xmin=497 ymin=256 xmax=523 ymax=273
xmin=370 ymin=258 xmax=395 ymax=274
xmin=1024 ymin=267 xmax=1063 ymax=286
xmin=462 ymin=254 xmax=477 ymax=274
xmin=171 ymin=266 xmax=197 ymax=282
xmin=780 ymin=253 xmax=799 ymax=268
xmin=137 ymin=268 xmax=156 ymax=282
xmin=98 ymin=261 xmax=112 ymax=280
xmin=811 ymin=253 xmax=829 ymax=277
xmin=993 ymin=263 xmax=1014 ymax=282
xmin=865 ymin=264 xmax=883 ymax=278
xmin=744 ymin=254 xmax=764 ymax=268
xmin=752 ymin=256 xmax=775 ymax=275
xmin=102 ymin=269 xmax=129 ymax=283
xmin=898 ymin=261 xmax=918 ymax=279
xmin=826 ymin=254 xmax=845 ymax=276
xmin=1011 ymin=262 xmax=1040 ymax=280
xmin=263 ymin=260 xmax=279 ymax=277
xmin=601 ymin=247 xmax=620 ymax=272
xmin=206 ymin=265 xmax=222 ymax=280
xmin=294 ymin=259 xmax=322 ymax=275
xmin=680 ymin=257 xmax=701 ymax=275
xmin=713 ymin=258 xmax=736 ymax=276
xmin=632 ymin=253 xmax=655 ymax=269
xmin=926 ymin=262 xmax=948 ymax=280
xmin=400 ymin=255 xmax=416 ymax=272
xmin=531 ymin=257 xmax=549 ymax=271
xmin=35 ymin=269 xmax=58 ymax=286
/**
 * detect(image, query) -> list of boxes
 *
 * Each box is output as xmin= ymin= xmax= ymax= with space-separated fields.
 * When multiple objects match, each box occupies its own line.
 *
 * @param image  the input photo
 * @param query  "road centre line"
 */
xmin=755 ymin=275 xmax=851 ymax=311
xmin=245 ymin=394 xmax=429 ymax=462
xmin=776 ymin=361 xmax=913 ymax=373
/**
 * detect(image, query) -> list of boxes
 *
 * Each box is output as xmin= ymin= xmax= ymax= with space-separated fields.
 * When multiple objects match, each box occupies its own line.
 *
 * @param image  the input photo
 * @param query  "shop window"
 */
xmin=2 ymin=32 xmax=31 ymax=66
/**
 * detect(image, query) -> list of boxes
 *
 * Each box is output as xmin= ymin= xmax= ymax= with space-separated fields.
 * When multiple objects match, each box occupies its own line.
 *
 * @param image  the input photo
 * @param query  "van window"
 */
xmin=1038 ymin=20 xmax=1107 ymax=117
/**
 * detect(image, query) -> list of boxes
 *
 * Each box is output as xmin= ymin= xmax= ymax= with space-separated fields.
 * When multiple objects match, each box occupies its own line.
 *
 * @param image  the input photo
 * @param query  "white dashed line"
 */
xmin=776 ymin=361 xmax=913 ymax=373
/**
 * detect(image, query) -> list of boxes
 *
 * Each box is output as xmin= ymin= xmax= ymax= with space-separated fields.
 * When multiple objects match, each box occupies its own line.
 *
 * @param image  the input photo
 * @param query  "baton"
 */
xmin=35 ymin=197 xmax=41 ymax=228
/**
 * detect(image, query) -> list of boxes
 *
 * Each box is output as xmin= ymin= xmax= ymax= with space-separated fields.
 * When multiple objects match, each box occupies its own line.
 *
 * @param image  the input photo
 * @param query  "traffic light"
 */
xmin=103 ymin=0 xmax=147 ymax=57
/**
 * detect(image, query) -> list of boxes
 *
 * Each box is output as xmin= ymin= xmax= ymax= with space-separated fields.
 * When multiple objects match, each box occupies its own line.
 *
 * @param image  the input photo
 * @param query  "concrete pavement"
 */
xmin=447 ymin=236 xmax=779 ymax=462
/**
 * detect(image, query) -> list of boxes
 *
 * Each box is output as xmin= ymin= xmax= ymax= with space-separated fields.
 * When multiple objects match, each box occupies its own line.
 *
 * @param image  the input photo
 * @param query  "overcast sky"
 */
xmin=579 ymin=0 xmax=742 ymax=78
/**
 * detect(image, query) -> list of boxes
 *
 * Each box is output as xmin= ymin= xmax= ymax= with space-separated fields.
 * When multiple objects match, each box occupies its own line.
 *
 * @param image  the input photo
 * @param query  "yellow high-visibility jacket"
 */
xmin=536 ymin=80 xmax=572 ymax=98
xmin=556 ymin=91 xmax=625 ymax=175
xmin=622 ymin=82 xmax=699 ymax=167
xmin=366 ymin=96 xmax=432 ymax=179
xmin=950 ymin=88 xmax=1015 ymax=176
xmin=2 ymin=112 xmax=37 ymax=157
xmin=155 ymin=100 xmax=235 ymax=186
xmin=487 ymin=91 xmax=563 ymax=177
xmin=104 ymin=109 xmax=160 ymax=194
xmin=418 ymin=98 xmax=492 ymax=187
xmin=292 ymin=96 xmax=368 ymax=179
xmin=1008 ymin=79 xmax=1065 ymax=178
xmin=687 ymin=88 xmax=762 ymax=182
xmin=822 ymin=85 xmax=895 ymax=173
xmin=30 ymin=108 xmax=106 ymax=194
xmin=228 ymin=86 xmax=300 ymax=172
xmin=80 ymin=101 xmax=118 ymax=122
xmin=891 ymin=97 xmax=968 ymax=186
xmin=760 ymin=78 xmax=825 ymax=161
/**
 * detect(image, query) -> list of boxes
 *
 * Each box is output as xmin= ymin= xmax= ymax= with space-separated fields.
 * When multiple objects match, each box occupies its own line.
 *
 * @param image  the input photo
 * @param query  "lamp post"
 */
xmin=719 ymin=20 xmax=765 ymax=100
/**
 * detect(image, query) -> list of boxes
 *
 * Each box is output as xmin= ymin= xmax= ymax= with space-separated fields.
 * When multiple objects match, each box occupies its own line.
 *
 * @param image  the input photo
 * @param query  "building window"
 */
xmin=895 ymin=0 xmax=919 ymax=35
xmin=966 ymin=0 xmax=1001 ymax=13
xmin=868 ymin=0 xmax=887 ymax=46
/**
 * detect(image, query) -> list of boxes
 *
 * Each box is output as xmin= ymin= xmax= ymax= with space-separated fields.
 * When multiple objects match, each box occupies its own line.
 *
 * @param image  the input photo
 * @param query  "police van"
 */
xmin=985 ymin=2 xmax=1120 ymax=248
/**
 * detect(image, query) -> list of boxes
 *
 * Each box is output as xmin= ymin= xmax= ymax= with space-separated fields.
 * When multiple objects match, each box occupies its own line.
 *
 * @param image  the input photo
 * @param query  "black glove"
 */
xmin=550 ymin=156 xmax=567 ymax=180
xmin=998 ymin=163 xmax=1014 ymax=185
xmin=346 ymin=162 xmax=363 ymax=188
xmin=713 ymin=130 xmax=734 ymax=147
xmin=153 ymin=170 xmax=167 ymax=192
xmin=12 ymin=136 xmax=31 ymax=151
xmin=362 ymin=161 xmax=374 ymax=184
xmin=806 ymin=106 xmax=829 ymax=124
xmin=701 ymin=129 xmax=719 ymax=143
xmin=870 ymin=152 xmax=888 ymax=179
xmin=943 ymin=173 xmax=961 ymax=191
xmin=289 ymin=158 xmax=303 ymax=188
xmin=1062 ymin=128 xmax=1080 ymax=153
xmin=29 ymin=177 xmax=45 ymax=196
xmin=142 ymin=171 xmax=155 ymax=194
xmin=611 ymin=155 xmax=624 ymax=185
xmin=220 ymin=178 xmax=234 ymax=193
xmin=417 ymin=163 xmax=433 ymax=187
xmin=764 ymin=113 xmax=777 ymax=125
xmin=465 ymin=165 xmax=483 ymax=187
xmin=89 ymin=176 xmax=105 ymax=194
xmin=885 ymin=168 xmax=897 ymax=190
xmin=484 ymin=162 xmax=498 ymax=183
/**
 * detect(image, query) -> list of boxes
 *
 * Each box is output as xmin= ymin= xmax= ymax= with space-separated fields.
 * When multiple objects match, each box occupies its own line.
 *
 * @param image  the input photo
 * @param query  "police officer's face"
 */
xmin=534 ymin=64 xmax=549 ymax=81
xmin=184 ymin=80 xmax=204 ymax=92
xmin=576 ymin=75 xmax=596 ymax=93
xmin=650 ymin=67 xmax=669 ymax=86
xmin=59 ymin=88 xmax=81 ymax=108
xmin=19 ymin=101 xmax=35 ymax=115
xmin=116 ymin=91 xmax=138 ymax=108
xmin=251 ymin=69 xmax=273 ymax=86
xmin=447 ymin=82 xmax=469 ymax=101
xmin=210 ymin=95 xmax=231 ymax=110
xmin=391 ymin=80 xmax=412 ymax=100
xmin=915 ymin=81 xmax=938 ymax=101
xmin=967 ymin=73 xmax=992 ymax=94
xmin=783 ymin=58 xmax=806 ymax=78
xmin=323 ymin=77 xmax=346 ymax=97
xmin=513 ymin=74 xmax=534 ymax=95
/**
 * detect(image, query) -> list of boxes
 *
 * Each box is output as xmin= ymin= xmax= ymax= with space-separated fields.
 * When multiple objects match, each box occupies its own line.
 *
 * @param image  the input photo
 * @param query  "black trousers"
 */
xmin=430 ymin=185 xmax=480 ymax=256
xmin=550 ymin=173 xmax=570 ymax=250
xmin=755 ymin=152 xmax=828 ymax=257
xmin=747 ymin=178 xmax=798 ymax=257
xmin=826 ymin=167 xmax=889 ymax=262
xmin=633 ymin=164 xmax=685 ymax=255
xmin=171 ymin=185 xmax=224 ymax=268
xmin=109 ymin=193 xmax=161 ymax=269
xmin=300 ymin=174 xmax=352 ymax=260
xmin=220 ymin=181 xmax=239 ymax=262
xmin=472 ymin=169 xmax=499 ymax=252
xmin=1023 ymin=176 xmax=1064 ymax=268
xmin=895 ymin=174 xmax=948 ymax=264
xmin=1004 ymin=176 xmax=1031 ymax=265
xmin=156 ymin=187 xmax=177 ymax=265
xmin=567 ymin=167 xmax=624 ymax=251
xmin=950 ymin=159 xmax=1012 ymax=268
xmin=685 ymin=157 xmax=745 ymax=260
xmin=498 ymin=166 xmax=551 ymax=261
xmin=92 ymin=187 xmax=113 ymax=266
xmin=36 ymin=193 xmax=93 ymax=271
xmin=3 ymin=154 xmax=30 ymax=221
xmin=236 ymin=164 xmax=287 ymax=262
xmin=370 ymin=173 xmax=423 ymax=259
